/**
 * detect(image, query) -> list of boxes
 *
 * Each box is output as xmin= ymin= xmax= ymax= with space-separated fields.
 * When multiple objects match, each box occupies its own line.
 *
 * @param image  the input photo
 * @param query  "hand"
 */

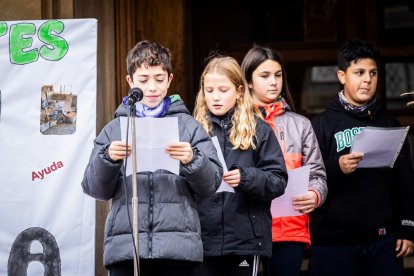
xmin=166 ymin=142 xmax=193 ymax=165
xmin=108 ymin=141 xmax=131 ymax=161
xmin=339 ymin=152 xmax=364 ymax=174
xmin=292 ymin=190 xmax=318 ymax=214
xmin=223 ymin=169 xmax=241 ymax=188
xmin=396 ymin=239 xmax=414 ymax=258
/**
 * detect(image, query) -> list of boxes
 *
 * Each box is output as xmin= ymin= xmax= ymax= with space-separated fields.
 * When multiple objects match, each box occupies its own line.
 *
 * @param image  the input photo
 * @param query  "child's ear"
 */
xmin=337 ymin=70 xmax=346 ymax=85
xmin=237 ymin=85 xmax=244 ymax=98
xmin=126 ymin=75 xmax=134 ymax=88
xmin=167 ymin=73 xmax=174 ymax=88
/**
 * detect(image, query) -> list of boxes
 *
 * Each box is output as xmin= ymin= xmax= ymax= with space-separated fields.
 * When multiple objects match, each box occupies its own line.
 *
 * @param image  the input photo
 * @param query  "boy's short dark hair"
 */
xmin=126 ymin=40 xmax=172 ymax=77
xmin=337 ymin=38 xmax=380 ymax=71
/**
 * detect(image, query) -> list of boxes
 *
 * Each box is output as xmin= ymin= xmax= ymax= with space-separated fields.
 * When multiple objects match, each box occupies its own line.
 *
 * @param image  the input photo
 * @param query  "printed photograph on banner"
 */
xmin=40 ymin=85 xmax=77 ymax=135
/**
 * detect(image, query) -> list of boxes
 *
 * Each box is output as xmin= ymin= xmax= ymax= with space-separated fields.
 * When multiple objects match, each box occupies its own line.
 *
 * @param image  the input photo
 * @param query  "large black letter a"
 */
xmin=8 ymin=227 xmax=61 ymax=276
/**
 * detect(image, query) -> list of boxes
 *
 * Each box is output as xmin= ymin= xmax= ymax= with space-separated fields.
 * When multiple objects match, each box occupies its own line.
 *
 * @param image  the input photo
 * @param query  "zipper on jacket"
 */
xmin=148 ymin=174 xmax=154 ymax=258
xmin=220 ymin=119 xmax=228 ymax=129
xmin=279 ymin=126 xmax=286 ymax=155
xmin=368 ymin=109 xmax=372 ymax=120
xmin=220 ymin=119 xmax=229 ymax=156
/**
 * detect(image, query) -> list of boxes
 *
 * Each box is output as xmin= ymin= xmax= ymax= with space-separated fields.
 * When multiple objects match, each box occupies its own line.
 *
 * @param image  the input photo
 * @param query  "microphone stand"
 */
xmin=130 ymin=104 xmax=140 ymax=276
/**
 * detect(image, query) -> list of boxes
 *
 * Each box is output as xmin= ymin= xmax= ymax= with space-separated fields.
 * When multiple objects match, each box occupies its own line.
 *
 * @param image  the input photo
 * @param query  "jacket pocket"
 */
xmin=250 ymin=204 xmax=264 ymax=237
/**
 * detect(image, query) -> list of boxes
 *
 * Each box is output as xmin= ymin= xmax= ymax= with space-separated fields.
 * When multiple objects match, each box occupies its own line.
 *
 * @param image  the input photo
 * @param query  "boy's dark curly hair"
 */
xmin=338 ymin=38 xmax=380 ymax=71
xmin=126 ymin=40 xmax=172 ymax=77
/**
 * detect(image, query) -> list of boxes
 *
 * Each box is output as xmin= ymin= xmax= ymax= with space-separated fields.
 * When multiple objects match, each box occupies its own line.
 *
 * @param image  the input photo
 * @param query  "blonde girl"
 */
xmin=193 ymin=56 xmax=288 ymax=276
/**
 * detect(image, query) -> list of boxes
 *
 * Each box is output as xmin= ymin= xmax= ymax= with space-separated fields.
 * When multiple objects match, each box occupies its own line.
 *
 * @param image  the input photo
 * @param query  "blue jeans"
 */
xmin=309 ymin=236 xmax=404 ymax=276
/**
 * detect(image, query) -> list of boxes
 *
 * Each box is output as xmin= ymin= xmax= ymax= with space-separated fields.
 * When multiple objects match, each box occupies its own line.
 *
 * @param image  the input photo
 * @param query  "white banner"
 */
xmin=0 ymin=19 xmax=96 ymax=275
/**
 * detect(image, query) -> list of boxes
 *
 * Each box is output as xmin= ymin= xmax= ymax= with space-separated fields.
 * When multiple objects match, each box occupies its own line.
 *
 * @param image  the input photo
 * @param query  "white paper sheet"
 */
xmin=120 ymin=117 xmax=180 ymax=175
xmin=271 ymin=165 xmax=310 ymax=217
xmin=211 ymin=136 xmax=234 ymax=193
xmin=351 ymin=126 xmax=410 ymax=168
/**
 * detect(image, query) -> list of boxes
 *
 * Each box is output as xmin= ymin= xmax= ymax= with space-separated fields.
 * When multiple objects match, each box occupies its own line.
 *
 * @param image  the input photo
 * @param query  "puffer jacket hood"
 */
xmin=114 ymin=94 xmax=189 ymax=118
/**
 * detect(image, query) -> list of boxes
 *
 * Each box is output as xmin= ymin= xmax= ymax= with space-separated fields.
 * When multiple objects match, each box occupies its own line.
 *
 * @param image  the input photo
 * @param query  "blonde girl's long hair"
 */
xmin=194 ymin=56 xmax=263 ymax=150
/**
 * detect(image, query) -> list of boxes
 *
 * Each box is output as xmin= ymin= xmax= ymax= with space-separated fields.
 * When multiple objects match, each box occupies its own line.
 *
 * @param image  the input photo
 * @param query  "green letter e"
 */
xmin=10 ymin=23 xmax=38 ymax=65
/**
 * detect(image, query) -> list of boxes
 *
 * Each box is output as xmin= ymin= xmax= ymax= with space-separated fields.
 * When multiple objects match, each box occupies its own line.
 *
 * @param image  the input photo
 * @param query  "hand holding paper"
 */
xmin=292 ymin=190 xmax=319 ymax=214
xmin=165 ymin=142 xmax=193 ymax=165
xmin=108 ymin=141 xmax=131 ymax=161
xmin=223 ymin=169 xmax=241 ymax=188
xmin=339 ymin=152 xmax=364 ymax=174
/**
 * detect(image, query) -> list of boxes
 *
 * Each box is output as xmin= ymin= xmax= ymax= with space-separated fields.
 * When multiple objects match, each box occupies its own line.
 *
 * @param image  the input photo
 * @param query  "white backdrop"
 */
xmin=0 ymin=19 xmax=96 ymax=275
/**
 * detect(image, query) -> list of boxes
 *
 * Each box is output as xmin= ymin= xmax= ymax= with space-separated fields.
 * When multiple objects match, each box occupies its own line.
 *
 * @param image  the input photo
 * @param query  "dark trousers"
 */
xmin=194 ymin=255 xmax=260 ymax=276
xmin=108 ymin=259 xmax=199 ymax=276
xmin=309 ymin=235 xmax=404 ymax=276
xmin=263 ymin=242 xmax=305 ymax=276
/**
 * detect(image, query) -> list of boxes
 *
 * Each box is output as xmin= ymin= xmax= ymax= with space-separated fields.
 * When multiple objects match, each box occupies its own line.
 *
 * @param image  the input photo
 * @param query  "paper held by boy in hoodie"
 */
xmin=351 ymin=126 xmax=410 ymax=168
xmin=120 ymin=117 xmax=179 ymax=176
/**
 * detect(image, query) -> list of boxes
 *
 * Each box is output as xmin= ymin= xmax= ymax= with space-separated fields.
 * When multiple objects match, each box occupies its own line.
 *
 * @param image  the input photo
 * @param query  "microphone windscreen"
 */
xmin=128 ymin=87 xmax=143 ymax=105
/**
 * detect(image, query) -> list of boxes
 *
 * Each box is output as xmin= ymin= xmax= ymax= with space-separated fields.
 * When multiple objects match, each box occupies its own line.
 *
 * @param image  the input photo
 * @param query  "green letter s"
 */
xmin=38 ymin=20 xmax=68 ymax=61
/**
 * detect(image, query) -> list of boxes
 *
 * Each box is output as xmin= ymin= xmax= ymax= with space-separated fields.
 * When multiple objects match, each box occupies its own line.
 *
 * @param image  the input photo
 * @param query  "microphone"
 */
xmin=127 ymin=87 xmax=143 ymax=105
